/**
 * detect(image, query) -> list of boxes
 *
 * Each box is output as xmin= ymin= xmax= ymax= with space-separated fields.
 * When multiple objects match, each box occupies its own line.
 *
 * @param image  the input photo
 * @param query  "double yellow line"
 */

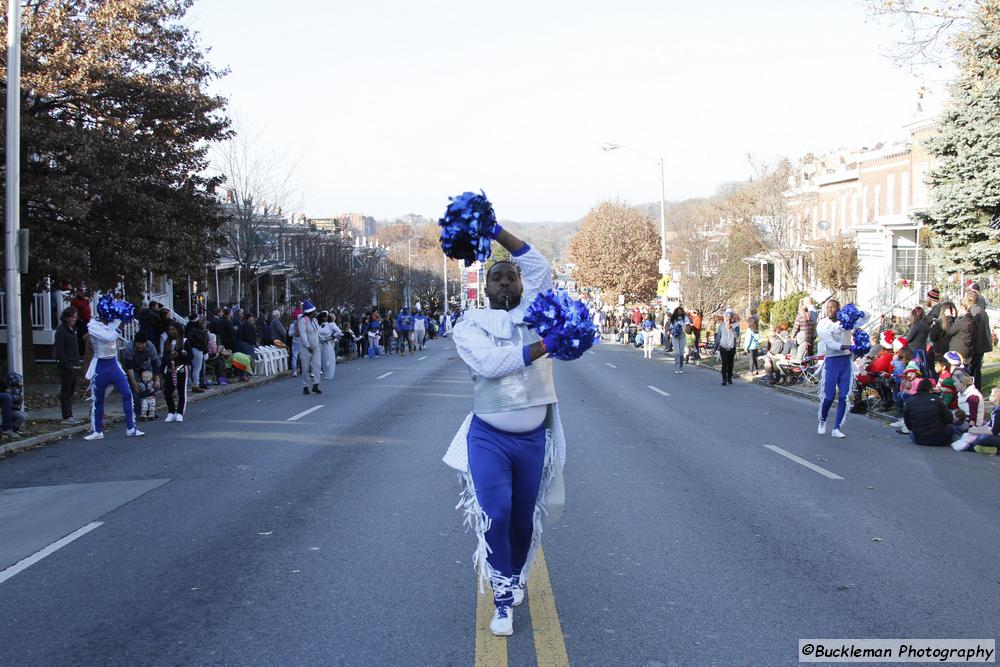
xmin=474 ymin=546 xmax=570 ymax=666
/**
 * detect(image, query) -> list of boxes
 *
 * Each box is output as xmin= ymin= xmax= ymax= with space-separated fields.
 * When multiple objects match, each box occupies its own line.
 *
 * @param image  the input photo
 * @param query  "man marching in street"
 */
xmin=296 ymin=300 xmax=323 ymax=395
xmin=441 ymin=192 xmax=592 ymax=638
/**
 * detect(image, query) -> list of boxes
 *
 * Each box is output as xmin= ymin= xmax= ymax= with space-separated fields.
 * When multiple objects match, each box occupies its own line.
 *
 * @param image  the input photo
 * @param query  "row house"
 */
xmin=770 ymin=97 xmax=939 ymax=316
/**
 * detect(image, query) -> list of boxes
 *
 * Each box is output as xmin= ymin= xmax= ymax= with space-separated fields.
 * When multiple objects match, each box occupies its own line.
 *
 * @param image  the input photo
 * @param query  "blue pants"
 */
xmin=467 ymin=415 xmax=546 ymax=608
xmin=820 ymin=354 xmax=852 ymax=429
xmin=92 ymin=358 xmax=135 ymax=432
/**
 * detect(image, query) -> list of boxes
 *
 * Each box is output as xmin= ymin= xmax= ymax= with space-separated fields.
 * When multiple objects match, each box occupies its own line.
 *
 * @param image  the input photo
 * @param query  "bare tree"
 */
xmin=212 ymin=123 xmax=301 ymax=308
xmin=292 ymin=233 xmax=355 ymax=310
xmin=865 ymin=0 xmax=977 ymax=70
xmin=669 ymin=197 xmax=758 ymax=315
xmin=723 ymin=158 xmax=808 ymax=296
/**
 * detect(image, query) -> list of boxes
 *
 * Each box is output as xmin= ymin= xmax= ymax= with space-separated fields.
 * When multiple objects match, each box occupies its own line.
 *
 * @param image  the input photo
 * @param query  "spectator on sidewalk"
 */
xmin=946 ymin=295 xmax=976 ymax=368
xmin=713 ymin=311 xmax=738 ymax=385
xmin=270 ymin=309 xmax=288 ymax=347
xmin=70 ymin=290 xmax=91 ymax=356
xmin=744 ymin=318 xmax=763 ymax=377
xmin=930 ymin=301 xmax=958 ymax=363
xmin=904 ymin=306 xmax=930 ymax=373
xmin=922 ymin=288 xmax=943 ymax=376
xmin=161 ymin=322 xmax=192 ymax=423
xmin=123 ymin=332 xmax=162 ymax=420
xmin=217 ymin=308 xmax=236 ymax=357
xmin=187 ymin=316 xmax=210 ymax=392
xmin=903 ymin=379 xmax=958 ymax=447
xmin=790 ymin=300 xmax=815 ymax=360
xmin=953 ymin=369 xmax=985 ymax=428
xmin=953 ymin=387 xmax=1000 ymax=454
xmin=55 ymin=306 xmax=84 ymax=425
xmin=0 ymin=373 xmax=25 ymax=437
xmin=237 ymin=312 xmax=258 ymax=357
xmin=890 ymin=362 xmax=922 ymax=432
xmin=967 ymin=284 xmax=993 ymax=390
xmin=205 ymin=333 xmax=229 ymax=385
xmin=690 ymin=310 xmax=703 ymax=359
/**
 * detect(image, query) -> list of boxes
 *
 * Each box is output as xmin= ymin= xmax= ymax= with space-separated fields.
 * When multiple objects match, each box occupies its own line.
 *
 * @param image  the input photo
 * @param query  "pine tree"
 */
xmin=920 ymin=1 xmax=1000 ymax=274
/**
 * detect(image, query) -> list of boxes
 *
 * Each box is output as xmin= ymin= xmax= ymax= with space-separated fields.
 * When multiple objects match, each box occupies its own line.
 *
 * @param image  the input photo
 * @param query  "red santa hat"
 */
xmin=880 ymin=330 xmax=895 ymax=349
xmin=892 ymin=336 xmax=908 ymax=352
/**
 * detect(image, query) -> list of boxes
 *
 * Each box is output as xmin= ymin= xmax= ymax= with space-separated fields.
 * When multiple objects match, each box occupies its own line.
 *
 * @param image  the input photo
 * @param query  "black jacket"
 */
xmin=217 ymin=317 xmax=236 ymax=350
xmin=187 ymin=324 xmax=209 ymax=353
xmin=929 ymin=314 xmax=954 ymax=354
xmin=903 ymin=391 xmax=954 ymax=444
xmin=54 ymin=322 xmax=80 ymax=368
xmin=971 ymin=300 xmax=993 ymax=355
xmin=905 ymin=319 xmax=930 ymax=353
xmin=946 ymin=314 xmax=975 ymax=361
xmin=160 ymin=337 xmax=193 ymax=374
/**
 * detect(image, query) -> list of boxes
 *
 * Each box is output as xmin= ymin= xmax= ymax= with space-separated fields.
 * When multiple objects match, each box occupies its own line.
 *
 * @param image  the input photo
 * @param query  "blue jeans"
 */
xmin=467 ymin=415 xmax=546 ymax=607
xmin=673 ymin=335 xmax=685 ymax=370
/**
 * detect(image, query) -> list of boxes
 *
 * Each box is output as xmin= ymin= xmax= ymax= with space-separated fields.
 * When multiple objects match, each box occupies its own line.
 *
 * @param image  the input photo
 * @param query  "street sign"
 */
xmin=656 ymin=275 xmax=670 ymax=297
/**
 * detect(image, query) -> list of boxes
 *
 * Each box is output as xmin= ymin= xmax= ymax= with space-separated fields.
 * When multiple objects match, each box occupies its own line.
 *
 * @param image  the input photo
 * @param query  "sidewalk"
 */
xmin=0 ymin=370 xmax=291 ymax=460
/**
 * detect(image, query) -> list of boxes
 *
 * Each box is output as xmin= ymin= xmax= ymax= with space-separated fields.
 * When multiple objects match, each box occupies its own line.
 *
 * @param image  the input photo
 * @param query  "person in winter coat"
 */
xmin=270 ymin=310 xmax=288 ymax=347
xmin=902 ymin=379 xmax=958 ymax=447
xmin=904 ymin=306 xmax=930 ymax=372
xmin=54 ymin=306 xmax=83 ymax=424
xmin=161 ymin=322 xmax=192 ymax=423
xmin=967 ymin=285 xmax=993 ymax=389
xmin=317 ymin=311 xmax=342 ymax=381
xmin=296 ymin=300 xmax=322 ymax=394
xmin=186 ymin=316 xmax=210 ymax=392
xmin=712 ymin=311 xmax=739 ymax=385
xmin=945 ymin=295 xmax=976 ymax=364
xmin=928 ymin=300 xmax=956 ymax=363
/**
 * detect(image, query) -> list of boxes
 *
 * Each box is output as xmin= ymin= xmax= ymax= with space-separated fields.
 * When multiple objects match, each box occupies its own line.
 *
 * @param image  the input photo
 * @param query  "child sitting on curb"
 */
xmin=953 ymin=387 xmax=1000 ymax=455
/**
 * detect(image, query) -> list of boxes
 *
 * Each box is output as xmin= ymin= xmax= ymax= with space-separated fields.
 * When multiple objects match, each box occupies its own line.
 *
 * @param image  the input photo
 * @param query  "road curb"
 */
xmin=0 ymin=371 xmax=292 ymax=460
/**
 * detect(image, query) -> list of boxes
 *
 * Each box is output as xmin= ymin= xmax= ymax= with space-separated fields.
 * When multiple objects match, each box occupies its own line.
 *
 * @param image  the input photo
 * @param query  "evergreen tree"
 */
xmin=920 ymin=1 xmax=1000 ymax=274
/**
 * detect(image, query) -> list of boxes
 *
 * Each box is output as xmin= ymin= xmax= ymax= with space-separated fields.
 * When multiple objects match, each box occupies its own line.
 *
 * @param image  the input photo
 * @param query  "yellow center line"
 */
xmin=473 ymin=545 xmax=569 ymax=667
xmin=475 ymin=579 xmax=508 ymax=667
xmin=527 ymin=546 xmax=570 ymax=666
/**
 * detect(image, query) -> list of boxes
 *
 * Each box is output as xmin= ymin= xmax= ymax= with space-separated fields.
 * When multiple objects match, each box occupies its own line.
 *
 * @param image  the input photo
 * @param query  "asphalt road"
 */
xmin=1 ymin=337 xmax=998 ymax=666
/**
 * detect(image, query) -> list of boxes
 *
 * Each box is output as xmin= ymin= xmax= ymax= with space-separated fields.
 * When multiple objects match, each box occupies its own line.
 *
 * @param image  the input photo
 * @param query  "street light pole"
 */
xmin=406 ymin=236 xmax=417 ymax=308
xmin=601 ymin=142 xmax=668 ymax=273
xmin=6 ymin=0 xmax=23 ymax=375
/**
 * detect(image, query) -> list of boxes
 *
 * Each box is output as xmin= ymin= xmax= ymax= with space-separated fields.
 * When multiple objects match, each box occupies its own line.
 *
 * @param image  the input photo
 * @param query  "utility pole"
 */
xmin=6 ymin=0 xmax=23 ymax=375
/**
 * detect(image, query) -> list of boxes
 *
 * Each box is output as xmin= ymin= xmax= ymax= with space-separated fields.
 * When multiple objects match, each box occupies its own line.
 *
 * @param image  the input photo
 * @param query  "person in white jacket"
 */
xmin=84 ymin=298 xmax=144 ymax=440
xmin=296 ymin=300 xmax=322 ymax=395
xmin=444 ymin=225 xmax=569 ymax=638
xmin=317 ymin=311 xmax=342 ymax=382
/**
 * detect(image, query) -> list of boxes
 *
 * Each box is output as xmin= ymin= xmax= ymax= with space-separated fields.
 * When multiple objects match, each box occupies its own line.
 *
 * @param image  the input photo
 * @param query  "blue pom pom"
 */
xmin=670 ymin=321 xmax=683 ymax=338
xmin=851 ymin=329 xmax=871 ymax=357
xmin=95 ymin=293 xmax=136 ymax=324
xmin=837 ymin=303 xmax=865 ymax=330
xmin=523 ymin=289 xmax=600 ymax=360
xmin=438 ymin=190 xmax=497 ymax=266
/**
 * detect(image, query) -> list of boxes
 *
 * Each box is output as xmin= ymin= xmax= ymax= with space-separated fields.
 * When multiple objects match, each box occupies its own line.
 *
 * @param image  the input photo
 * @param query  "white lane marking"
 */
xmin=605 ymin=363 xmax=617 ymax=368
xmin=377 ymin=372 xmax=393 ymax=379
xmin=287 ymin=405 xmax=325 ymax=422
xmin=647 ymin=385 xmax=671 ymax=397
xmin=418 ymin=356 xmax=428 ymax=361
xmin=0 ymin=522 xmax=104 ymax=585
xmin=763 ymin=445 xmax=844 ymax=480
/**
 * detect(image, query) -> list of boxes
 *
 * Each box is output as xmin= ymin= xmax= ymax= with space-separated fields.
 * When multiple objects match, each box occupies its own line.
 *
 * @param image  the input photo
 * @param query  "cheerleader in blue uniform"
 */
xmin=84 ymin=294 xmax=144 ymax=440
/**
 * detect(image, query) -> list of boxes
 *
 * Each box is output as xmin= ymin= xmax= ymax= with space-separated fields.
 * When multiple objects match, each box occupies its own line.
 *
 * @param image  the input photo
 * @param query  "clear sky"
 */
xmin=188 ymin=0 xmax=935 ymax=222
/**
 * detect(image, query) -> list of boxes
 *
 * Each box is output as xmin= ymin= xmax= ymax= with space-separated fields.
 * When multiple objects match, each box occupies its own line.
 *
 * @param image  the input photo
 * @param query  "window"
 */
xmin=874 ymin=184 xmax=882 ymax=218
xmin=894 ymin=247 xmax=934 ymax=284
xmin=886 ymin=174 xmax=895 ymax=215
xmin=901 ymin=172 xmax=910 ymax=214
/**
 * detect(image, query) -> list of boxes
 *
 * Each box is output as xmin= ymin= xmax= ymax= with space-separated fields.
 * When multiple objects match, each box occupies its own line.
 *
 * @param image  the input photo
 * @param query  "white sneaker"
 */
xmin=677 ymin=370 xmax=684 ymax=374
xmin=896 ymin=426 xmax=910 ymax=434
xmin=952 ymin=437 xmax=973 ymax=451
xmin=831 ymin=428 xmax=845 ymax=438
xmin=890 ymin=419 xmax=904 ymax=428
xmin=83 ymin=431 xmax=104 ymax=441
xmin=489 ymin=605 xmax=513 ymax=636
xmin=512 ymin=585 xmax=525 ymax=607
xmin=817 ymin=421 xmax=826 ymax=435
xmin=165 ymin=413 xmax=177 ymax=423
xmin=175 ymin=414 xmax=184 ymax=423
xmin=126 ymin=427 xmax=145 ymax=437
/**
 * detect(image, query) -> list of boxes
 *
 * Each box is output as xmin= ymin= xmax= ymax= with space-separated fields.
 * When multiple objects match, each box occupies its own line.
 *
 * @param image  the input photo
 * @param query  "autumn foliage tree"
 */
xmin=0 ymin=0 xmax=231 ymax=295
xmin=811 ymin=236 xmax=860 ymax=299
xmin=569 ymin=201 xmax=660 ymax=302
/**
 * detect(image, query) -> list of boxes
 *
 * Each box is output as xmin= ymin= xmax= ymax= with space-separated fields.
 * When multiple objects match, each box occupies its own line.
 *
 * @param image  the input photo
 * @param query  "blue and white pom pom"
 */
xmin=438 ymin=190 xmax=497 ymax=266
xmin=837 ymin=303 xmax=866 ymax=330
xmin=523 ymin=289 xmax=600 ymax=361
xmin=850 ymin=329 xmax=871 ymax=357
xmin=95 ymin=293 xmax=136 ymax=324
